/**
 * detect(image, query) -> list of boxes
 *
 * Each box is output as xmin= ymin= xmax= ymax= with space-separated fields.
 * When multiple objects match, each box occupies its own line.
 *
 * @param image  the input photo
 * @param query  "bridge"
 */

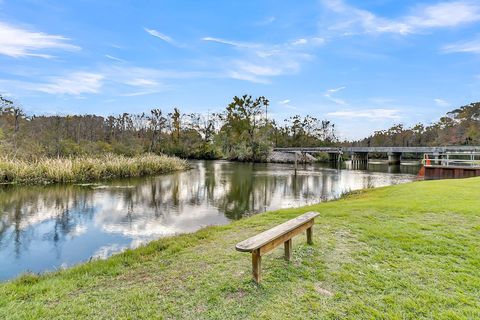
xmin=273 ymin=146 xmax=480 ymax=165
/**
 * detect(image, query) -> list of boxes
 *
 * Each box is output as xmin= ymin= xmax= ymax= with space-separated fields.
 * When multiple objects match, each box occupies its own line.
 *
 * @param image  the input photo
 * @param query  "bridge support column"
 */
xmin=388 ymin=152 xmax=402 ymax=165
xmin=328 ymin=153 xmax=339 ymax=163
xmin=350 ymin=152 xmax=369 ymax=166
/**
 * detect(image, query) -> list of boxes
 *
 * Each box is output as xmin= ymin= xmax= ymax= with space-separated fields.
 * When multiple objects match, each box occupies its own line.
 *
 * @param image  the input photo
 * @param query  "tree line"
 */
xmin=352 ymin=102 xmax=480 ymax=147
xmin=0 ymin=95 xmax=337 ymax=161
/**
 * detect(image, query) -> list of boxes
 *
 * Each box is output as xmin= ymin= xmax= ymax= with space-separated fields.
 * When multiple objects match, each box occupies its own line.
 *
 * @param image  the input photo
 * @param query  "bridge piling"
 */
xmin=328 ymin=153 xmax=339 ymax=163
xmin=387 ymin=152 xmax=402 ymax=165
xmin=294 ymin=152 xmax=298 ymax=171
xmin=350 ymin=152 xmax=368 ymax=165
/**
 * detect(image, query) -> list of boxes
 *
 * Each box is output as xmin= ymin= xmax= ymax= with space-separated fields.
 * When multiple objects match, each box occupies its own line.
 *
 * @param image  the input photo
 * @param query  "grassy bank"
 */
xmin=1 ymin=178 xmax=479 ymax=319
xmin=0 ymin=154 xmax=189 ymax=184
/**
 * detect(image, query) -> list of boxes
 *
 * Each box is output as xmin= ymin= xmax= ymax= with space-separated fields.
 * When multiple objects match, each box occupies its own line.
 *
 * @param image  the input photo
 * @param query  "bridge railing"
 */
xmin=423 ymin=152 xmax=480 ymax=168
xmin=275 ymin=146 xmax=480 ymax=154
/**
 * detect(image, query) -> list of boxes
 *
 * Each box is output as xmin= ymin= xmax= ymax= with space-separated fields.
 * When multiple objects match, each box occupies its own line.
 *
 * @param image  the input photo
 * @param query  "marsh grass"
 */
xmin=0 ymin=154 xmax=189 ymax=184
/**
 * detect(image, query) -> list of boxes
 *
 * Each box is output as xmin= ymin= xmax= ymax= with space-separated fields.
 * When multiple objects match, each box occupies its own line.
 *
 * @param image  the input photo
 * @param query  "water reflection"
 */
xmin=0 ymin=160 xmax=418 ymax=280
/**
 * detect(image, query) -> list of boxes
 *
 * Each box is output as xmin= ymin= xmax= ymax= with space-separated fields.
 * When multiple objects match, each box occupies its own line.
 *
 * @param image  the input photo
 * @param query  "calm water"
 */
xmin=0 ymin=160 xmax=419 ymax=281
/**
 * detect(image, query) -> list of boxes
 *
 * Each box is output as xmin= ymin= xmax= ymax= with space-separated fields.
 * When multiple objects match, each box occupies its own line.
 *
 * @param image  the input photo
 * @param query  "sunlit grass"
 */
xmin=0 ymin=177 xmax=479 ymax=319
xmin=0 ymin=154 xmax=189 ymax=184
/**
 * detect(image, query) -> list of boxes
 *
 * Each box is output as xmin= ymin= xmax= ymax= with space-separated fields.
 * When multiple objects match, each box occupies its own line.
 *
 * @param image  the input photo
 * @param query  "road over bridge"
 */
xmin=273 ymin=146 xmax=480 ymax=165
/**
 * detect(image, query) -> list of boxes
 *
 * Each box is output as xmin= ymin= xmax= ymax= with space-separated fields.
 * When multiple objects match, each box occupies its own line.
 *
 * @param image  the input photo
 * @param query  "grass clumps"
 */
xmin=0 ymin=153 xmax=189 ymax=184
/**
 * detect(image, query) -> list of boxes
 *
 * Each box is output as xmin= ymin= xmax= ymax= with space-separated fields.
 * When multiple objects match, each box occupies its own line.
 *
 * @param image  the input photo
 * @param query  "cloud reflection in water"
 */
xmin=0 ymin=160 xmax=418 ymax=280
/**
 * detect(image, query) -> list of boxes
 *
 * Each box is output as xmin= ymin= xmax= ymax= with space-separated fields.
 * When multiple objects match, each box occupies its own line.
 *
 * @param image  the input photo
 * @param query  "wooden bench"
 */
xmin=235 ymin=211 xmax=320 ymax=283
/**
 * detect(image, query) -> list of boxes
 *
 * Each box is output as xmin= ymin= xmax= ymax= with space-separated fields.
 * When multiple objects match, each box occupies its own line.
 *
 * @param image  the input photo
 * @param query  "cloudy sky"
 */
xmin=1 ymin=0 xmax=480 ymax=139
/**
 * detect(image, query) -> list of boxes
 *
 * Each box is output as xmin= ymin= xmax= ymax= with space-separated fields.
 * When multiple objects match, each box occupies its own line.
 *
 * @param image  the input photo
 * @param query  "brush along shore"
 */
xmin=0 ymin=153 xmax=189 ymax=184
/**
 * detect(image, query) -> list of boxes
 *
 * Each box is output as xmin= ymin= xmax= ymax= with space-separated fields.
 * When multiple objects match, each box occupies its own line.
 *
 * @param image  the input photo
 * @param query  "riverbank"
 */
xmin=1 ymin=177 xmax=479 ymax=319
xmin=0 ymin=154 xmax=189 ymax=184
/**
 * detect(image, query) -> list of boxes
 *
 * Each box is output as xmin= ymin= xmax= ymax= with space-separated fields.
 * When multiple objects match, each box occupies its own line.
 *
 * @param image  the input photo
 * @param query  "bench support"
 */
xmin=307 ymin=227 xmax=313 ymax=245
xmin=284 ymin=239 xmax=292 ymax=261
xmin=252 ymin=249 xmax=262 ymax=283
xmin=235 ymin=212 xmax=320 ymax=284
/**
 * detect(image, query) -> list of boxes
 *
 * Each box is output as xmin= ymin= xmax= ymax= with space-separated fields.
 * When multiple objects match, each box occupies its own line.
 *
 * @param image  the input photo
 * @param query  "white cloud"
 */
xmin=322 ymin=0 xmax=480 ymax=35
xmin=265 ymin=16 xmax=276 ymax=24
xmin=369 ymin=97 xmax=395 ymax=104
xmin=256 ymin=16 xmax=276 ymax=26
xmin=124 ymin=78 xmax=159 ymax=87
xmin=203 ymin=35 xmax=322 ymax=83
xmin=227 ymin=70 xmax=270 ymax=84
xmin=291 ymin=37 xmax=325 ymax=46
xmin=227 ymin=57 xmax=302 ymax=84
xmin=406 ymin=1 xmax=480 ymax=29
xmin=105 ymin=54 xmax=125 ymax=62
xmin=434 ymin=98 xmax=450 ymax=107
xmin=327 ymin=108 xmax=401 ymax=120
xmin=276 ymin=99 xmax=299 ymax=110
xmin=326 ymin=86 xmax=346 ymax=94
xmin=324 ymin=86 xmax=347 ymax=105
xmin=203 ymin=35 xmax=324 ymax=50
xmin=201 ymin=37 xmax=256 ymax=48
xmin=120 ymin=77 xmax=168 ymax=96
xmin=233 ymin=61 xmax=285 ymax=77
xmin=0 ymin=65 xmax=208 ymax=98
xmin=442 ymin=38 xmax=480 ymax=53
xmin=0 ymin=21 xmax=79 ymax=58
xmin=36 ymin=72 xmax=104 ymax=95
xmin=310 ymin=37 xmax=326 ymax=45
xmin=121 ymin=90 xmax=163 ymax=97
xmin=145 ymin=28 xmax=176 ymax=45
xmin=255 ymin=50 xmax=282 ymax=58
xmin=292 ymin=38 xmax=308 ymax=46
xmin=103 ymin=66 xmax=205 ymax=94
xmin=105 ymin=66 xmax=207 ymax=85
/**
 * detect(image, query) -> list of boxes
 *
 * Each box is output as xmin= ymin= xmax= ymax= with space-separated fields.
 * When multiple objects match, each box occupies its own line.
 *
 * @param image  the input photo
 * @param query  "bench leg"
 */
xmin=307 ymin=227 xmax=313 ymax=245
xmin=284 ymin=239 xmax=292 ymax=261
xmin=252 ymin=249 xmax=262 ymax=283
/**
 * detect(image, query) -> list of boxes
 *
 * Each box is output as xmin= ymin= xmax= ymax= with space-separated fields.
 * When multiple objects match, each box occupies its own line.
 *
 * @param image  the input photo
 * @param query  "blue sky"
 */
xmin=1 ymin=0 xmax=480 ymax=139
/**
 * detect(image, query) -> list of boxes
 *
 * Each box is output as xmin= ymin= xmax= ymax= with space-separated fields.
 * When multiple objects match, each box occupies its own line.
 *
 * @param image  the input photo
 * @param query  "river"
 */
xmin=0 ymin=160 xmax=419 ymax=281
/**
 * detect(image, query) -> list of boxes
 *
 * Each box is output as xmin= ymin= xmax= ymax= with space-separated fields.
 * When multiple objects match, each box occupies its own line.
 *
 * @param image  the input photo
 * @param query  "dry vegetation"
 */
xmin=0 ymin=154 xmax=189 ymax=184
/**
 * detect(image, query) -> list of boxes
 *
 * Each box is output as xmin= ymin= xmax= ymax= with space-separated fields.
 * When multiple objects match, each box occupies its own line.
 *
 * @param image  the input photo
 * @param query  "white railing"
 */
xmin=423 ymin=152 xmax=480 ymax=168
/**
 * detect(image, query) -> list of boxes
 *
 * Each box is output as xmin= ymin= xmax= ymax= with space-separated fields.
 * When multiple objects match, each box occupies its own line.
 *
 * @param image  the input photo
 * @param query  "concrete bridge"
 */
xmin=273 ymin=146 xmax=480 ymax=165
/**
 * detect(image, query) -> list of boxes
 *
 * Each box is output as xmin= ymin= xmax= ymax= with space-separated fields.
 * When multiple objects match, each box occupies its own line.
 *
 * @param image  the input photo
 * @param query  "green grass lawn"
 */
xmin=1 ymin=177 xmax=479 ymax=319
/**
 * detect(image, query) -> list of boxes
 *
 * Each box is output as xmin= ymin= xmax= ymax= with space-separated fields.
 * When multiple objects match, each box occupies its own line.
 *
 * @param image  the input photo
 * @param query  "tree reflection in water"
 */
xmin=0 ymin=160 xmax=417 ymax=280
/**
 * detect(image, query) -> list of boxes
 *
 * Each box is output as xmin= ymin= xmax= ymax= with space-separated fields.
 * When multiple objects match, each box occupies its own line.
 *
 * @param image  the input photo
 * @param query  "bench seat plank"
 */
xmin=235 ymin=211 xmax=319 ymax=252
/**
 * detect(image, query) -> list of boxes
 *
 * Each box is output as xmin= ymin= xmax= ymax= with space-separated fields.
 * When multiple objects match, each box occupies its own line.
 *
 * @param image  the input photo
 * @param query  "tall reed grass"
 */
xmin=0 ymin=154 xmax=189 ymax=184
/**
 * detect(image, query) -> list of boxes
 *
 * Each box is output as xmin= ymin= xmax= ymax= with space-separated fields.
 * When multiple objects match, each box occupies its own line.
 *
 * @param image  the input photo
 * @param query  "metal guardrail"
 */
xmin=274 ymin=146 xmax=480 ymax=154
xmin=273 ymin=147 xmax=342 ymax=153
xmin=423 ymin=152 xmax=480 ymax=168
